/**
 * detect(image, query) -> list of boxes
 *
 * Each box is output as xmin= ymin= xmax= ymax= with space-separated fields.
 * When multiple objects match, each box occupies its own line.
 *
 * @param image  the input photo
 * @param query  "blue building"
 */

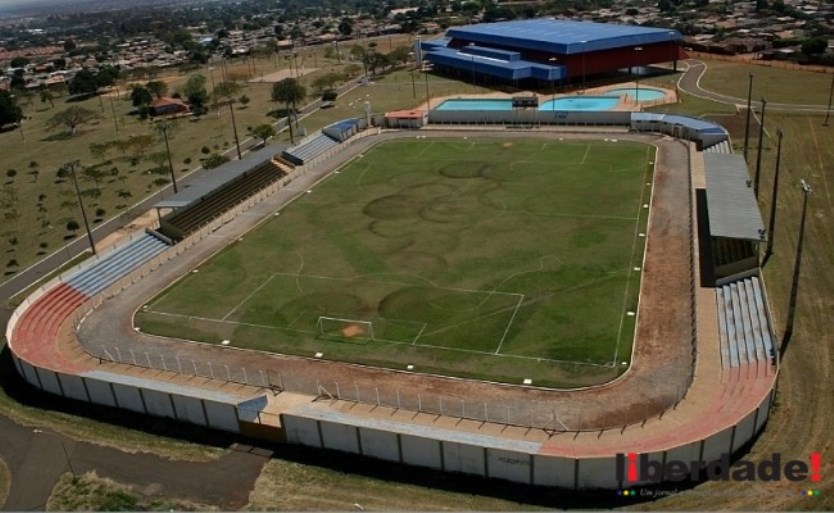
xmin=421 ymin=19 xmax=682 ymax=87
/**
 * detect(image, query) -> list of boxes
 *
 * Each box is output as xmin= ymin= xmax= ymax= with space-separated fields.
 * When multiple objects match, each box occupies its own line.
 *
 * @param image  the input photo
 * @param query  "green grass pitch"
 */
xmin=137 ymin=138 xmax=654 ymax=387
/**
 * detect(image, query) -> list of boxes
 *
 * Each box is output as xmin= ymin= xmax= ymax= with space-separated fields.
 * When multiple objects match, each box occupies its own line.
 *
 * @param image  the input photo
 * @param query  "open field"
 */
xmin=698 ymin=60 xmax=834 ymax=105
xmin=137 ymin=138 xmax=651 ymax=386
xmin=0 ymin=34 xmax=427 ymax=285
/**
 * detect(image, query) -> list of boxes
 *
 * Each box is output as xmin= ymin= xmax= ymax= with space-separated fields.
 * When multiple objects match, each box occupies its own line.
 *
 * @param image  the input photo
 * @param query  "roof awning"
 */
xmin=704 ymin=153 xmax=766 ymax=241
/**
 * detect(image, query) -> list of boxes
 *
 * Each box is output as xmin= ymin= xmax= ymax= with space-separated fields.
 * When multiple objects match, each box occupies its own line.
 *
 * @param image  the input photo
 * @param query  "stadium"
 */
xmin=419 ymin=19 xmax=683 ymax=87
xmin=5 ymin=32 xmax=779 ymax=489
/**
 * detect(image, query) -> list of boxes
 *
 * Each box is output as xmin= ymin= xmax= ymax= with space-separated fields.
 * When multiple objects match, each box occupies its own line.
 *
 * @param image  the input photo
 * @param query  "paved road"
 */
xmin=0 ymin=413 xmax=271 ymax=510
xmin=678 ymin=59 xmax=833 ymax=112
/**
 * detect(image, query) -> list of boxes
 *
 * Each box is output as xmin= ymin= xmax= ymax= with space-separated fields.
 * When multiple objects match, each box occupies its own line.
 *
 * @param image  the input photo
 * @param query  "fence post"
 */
xmin=242 ymin=367 xmax=248 ymax=384
xmin=335 ymin=381 xmax=341 ymax=399
xmin=175 ymin=355 xmax=182 ymax=373
xmin=192 ymin=360 xmax=198 ymax=376
xmin=145 ymin=352 xmax=151 ymax=368
xmin=484 ymin=403 xmax=488 ymax=422
xmin=375 ymin=387 xmax=380 ymax=406
xmin=129 ymin=349 xmax=136 ymax=365
xmin=160 ymin=354 xmax=166 ymax=371
xmin=114 ymin=347 xmax=122 ymax=363
xmin=260 ymin=369 xmax=266 ymax=387
xmin=354 ymin=382 xmax=359 ymax=402
xmin=225 ymin=364 xmax=231 ymax=381
xmin=396 ymin=389 xmax=401 ymax=409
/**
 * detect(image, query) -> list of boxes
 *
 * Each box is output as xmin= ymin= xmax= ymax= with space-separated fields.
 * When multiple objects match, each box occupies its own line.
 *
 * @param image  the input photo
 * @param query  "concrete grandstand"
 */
xmin=420 ymin=19 xmax=683 ymax=87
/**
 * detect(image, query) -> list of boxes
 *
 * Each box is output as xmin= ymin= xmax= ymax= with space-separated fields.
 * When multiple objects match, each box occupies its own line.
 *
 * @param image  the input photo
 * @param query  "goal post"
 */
xmin=316 ymin=316 xmax=375 ymax=341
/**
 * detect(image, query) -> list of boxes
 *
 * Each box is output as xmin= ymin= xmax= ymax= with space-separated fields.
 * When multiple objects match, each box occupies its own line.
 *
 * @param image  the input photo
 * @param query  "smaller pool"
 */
xmin=606 ymin=88 xmax=666 ymax=101
xmin=539 ymin=96 xmax=621 ymax=111
xmin=435 ymin=99 xmax=512 ymax=111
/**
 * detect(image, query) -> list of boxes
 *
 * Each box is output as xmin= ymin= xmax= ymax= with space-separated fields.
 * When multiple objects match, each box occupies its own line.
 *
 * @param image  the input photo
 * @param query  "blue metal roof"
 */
xmin=425 ymin=46 xmax=565 ymax=81
xmin=446 ymin=19 xmax=680 ymax=54
xmin=631 ymin=112 xmax=727 ymax=135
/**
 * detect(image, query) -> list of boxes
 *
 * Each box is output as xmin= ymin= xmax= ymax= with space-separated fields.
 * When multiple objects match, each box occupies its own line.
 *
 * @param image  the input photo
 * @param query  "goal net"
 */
xmin=316 ymin=316 xmax=375 ymax=341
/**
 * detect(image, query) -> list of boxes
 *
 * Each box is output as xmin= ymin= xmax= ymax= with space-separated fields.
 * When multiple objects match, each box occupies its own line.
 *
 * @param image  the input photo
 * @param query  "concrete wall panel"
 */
xmin=533 ymin=455 xmax=575 ymax=488
xmin=577 ymin=457 xmax=618 ymax=489
xmin=320 ymin=421 xmax=359 ymax=453
xmin=57 ymin=373 xmax=88 ymax=401
xmin=283 ymin=415 xmax=322 ymax=448
xmin=20 ymin=360 xmax=41 ymax=389
xmin=171 ymin=394 xmax=207 ymax=426
xmin=486 ymin=449 xmax=531 ymax=484
xmin=756 ymin=391 xmax=772 ymax=433
xmin=12 ymin=355 xmax=23 ymax=377
xmin=665 ymin=441 xmax=701 ymax=470
xmin=358 ymin=427 xmax=400 ymax=463
xmin=442 ymin=441 xmax=485 ymax=476
xmin=83 ymin=378 xmax=117 ymax=407
xmin=204 ymin=401 xmax=239 ymax=433
xmin=140 ymin=389 xmax=176 ymax=419
xmin=703 ymin=426 xmax=734 ymax=462
xmin=36 ymin=368 xmax=62 ymax=396
xmin=111 ymin=383 xmax=145 ymax=413
xmin=400 ymin=435 xmax=442 ymax=470
xmin=732 ymin=411 xmax=757 ymax=453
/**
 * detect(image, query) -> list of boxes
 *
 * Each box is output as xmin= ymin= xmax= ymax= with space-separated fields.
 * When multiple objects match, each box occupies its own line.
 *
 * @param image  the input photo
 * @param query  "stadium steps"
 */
xmin=65 ymin=234 xmax=168 ymax=296
xmin=164 ymin=161 xmax=283 ymax=238
xmin=283 ymin=133 xmax=340 ymax=165
xmin=715 ymin=276 xmax=775 ymax=371
xmin=703 ymin=140 xmax=732 ymax=154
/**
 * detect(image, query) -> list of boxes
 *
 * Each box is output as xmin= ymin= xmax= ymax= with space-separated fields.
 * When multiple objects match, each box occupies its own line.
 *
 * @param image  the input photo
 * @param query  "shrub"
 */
xmin=202 ymin=153 xmax=229 ymax=169
xmin=201 ymin=146 xmax=210 ymax=155
xmin=66 ymin=220 xmax=80 ymax=231
xmin=183 ymin=157 xmax=192 ymax=165
xmin=95 ymin=207 xmax=106 ymax=218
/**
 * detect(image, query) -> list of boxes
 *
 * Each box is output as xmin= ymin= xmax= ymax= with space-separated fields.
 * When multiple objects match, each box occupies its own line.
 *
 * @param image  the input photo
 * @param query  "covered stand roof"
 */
xmin=154 ymin=146 xmax=280 ymax=210
xmin=704 ymin=153 xmax=766 ymax=241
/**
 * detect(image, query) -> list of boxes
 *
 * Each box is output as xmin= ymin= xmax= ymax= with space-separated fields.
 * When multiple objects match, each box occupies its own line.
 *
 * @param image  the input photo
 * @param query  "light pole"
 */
xmin=108 ymin=93 xmax=119 ymax=133
xmin=754 ymin=98 xmax=767 ymax=198
xmin=64 ymin=160 xmax=96 ymax=255
xmin=743 ymin=73 xmax=754 ymax=162
xmin=783 ymin=179 xmax=812 ymax=347
xmin=824 ymin=72 xmax=833 ymax=127
xmin=156 ymin=121 xmax=178 ymax=193
xmin=468 ymin=42 xmax=476 ymax=90
xmin=765 ymin=129 xmax=783 ymax=259
xmin=227 ymin=98 xmax=242 ymax=160
xmin=33 ymin=429 xmax=76 ymax=480
xmin=634 ymin=46 xmax=643 ymax=107
xmin=548 ymin=57 xmax=558 ymax=111
xmin=424 ymin=67 xmax=431 ymax=110
xmin=579 ymin=40 xmax=588 ymax=94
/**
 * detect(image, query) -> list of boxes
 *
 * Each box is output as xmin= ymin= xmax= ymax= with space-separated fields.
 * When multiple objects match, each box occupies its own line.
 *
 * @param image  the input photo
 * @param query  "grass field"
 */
xmin=698 ymin=60 xmax=834 ymax=105
xmin=137 ymin=138 xmax=652 ymax=386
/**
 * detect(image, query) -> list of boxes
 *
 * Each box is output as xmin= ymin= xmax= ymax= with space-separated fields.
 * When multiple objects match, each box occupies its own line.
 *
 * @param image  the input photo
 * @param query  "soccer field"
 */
xmin=137 ymin=138 xmax=654 ymax=386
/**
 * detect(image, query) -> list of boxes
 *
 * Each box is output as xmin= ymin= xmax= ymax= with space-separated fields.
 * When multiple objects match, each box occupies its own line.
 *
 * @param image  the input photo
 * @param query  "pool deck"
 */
xmin=420 ymin=81 xmax=677 ymax=113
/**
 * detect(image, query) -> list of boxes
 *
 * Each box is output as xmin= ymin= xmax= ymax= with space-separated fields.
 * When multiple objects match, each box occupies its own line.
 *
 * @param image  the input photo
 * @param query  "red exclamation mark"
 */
xmin=810 ymin=452 xmax=821 ymax=483
xmin=628 ymin=452 xmax=638 ymax=482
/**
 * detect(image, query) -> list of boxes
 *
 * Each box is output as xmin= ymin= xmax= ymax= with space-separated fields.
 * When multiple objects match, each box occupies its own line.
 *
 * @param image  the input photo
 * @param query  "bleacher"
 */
xmin=282 ymin=133 xmax=340 ymax=166
xmin=160 ymin=160 xmax=283 ymax=240
xmin=716 ymin=276 xmax=776 ymax=369
xmin=703 ymin=140 xmax=732 ymax=154
xmin=65 ymin=233 xmax=169 ymax=297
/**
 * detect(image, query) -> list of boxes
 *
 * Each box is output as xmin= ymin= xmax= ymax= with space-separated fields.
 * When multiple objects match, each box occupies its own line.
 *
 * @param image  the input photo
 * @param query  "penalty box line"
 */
xmin=140 ymin=309 xmax=612 ymax=368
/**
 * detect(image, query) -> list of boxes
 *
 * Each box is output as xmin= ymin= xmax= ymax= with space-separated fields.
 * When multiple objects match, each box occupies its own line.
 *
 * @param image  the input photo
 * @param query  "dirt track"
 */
xmin=78 ymin=129 xmax=695 ymax=431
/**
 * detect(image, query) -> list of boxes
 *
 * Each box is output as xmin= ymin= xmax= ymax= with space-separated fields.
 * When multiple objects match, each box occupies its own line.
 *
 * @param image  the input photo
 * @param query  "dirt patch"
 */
xmin=341 ymin=324 xmax=366 ymax=338
xmin=95 ymin=210 xmax=158 ymax=252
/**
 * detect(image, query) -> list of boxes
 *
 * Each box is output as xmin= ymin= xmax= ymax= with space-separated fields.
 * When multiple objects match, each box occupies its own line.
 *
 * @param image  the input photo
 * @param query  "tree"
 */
xmin=68 ymin=69 xmax=99 ymax=95
xmin=66 ymin=220 xmax=80 ymax=232
xmin=271 ymin=78 xmax=306 ymax=143
xmin=130 ymin=85 xmax=153 ymax=107
xmin=9 ymin=56 xmax=29 ymax=69
xmin=801 ymin=37 xmax=827 ymax=56
xmin=388 ymin=46 xmax=411 ymax=65
xmin=40 ymin=88 xmax=55 ymax=108
xmin=45 ymin=106 xmax=99 ymax=136
xmin=146 ymin=80 xmax=168 ymax=98
xmin=338 ymin=18 xmax=353 ymax=36
xmin=182 ymin=74 xmax=208 ymax=114
xmin=322 ymin=89 xmax=338 ymax=102
xmin=0 ymin=90 xmax=22 ymax=127
xmin=252 ymin=124 xmax=275 ymax=146
xmin=63 ymin=39 xmax=77 ymax=51
xmin=238 ymin=94 xmax=250 ymax=108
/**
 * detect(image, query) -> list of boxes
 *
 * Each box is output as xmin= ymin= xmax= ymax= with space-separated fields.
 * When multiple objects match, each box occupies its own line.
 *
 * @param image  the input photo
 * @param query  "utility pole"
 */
xmin=765 ymin=129 xmax=783 ymax=257
xmin=109 ymin=93 xmax=119 ymax=133
xmin=157 ymin=121 xmax=177 ymax=193
xmin=824 ymin=72 xmax=833 ymax=127
xmin=65 ymin=160 xmax=96 ymax=255
xmin=424 ymin=69 xmax=431 ymax=110
xmin=783 ymin=179 xmax=812 ymax=347
xmin=228 ymin=99 xmax=242 ymax=160
xmin=743 ymin=73 xmax=753 ymax=161
xmin=753 ymin=98 xmax=767 ymax=199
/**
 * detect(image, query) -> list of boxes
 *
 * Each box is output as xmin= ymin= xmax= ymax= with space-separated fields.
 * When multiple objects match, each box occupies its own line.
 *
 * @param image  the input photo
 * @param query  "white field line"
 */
xmin=412 ymin=140 xmax=435 ymax=159
xmin=142 ymin=308 xmax=611 ymax=368
xmin=494 ymin=293 xmax=525 ymax=355
xmin=411 ymin=322 xmax=428 ymax=345
xmin=580 ymin=143 xmax=592 ymax=164
xmin=611 ymin=147 xmax=653 ymax=365
xmin=221 ymin=272 xmax=278 ymax=321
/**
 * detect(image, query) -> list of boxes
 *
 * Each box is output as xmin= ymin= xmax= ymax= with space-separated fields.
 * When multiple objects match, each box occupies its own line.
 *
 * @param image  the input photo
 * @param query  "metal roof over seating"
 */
xmin=704 ymin=153 xmax=766 ymax=241
xmin=445 ymin=19 xmax=681 ymax=54
xmin=154 ymin=146 xmax=281 ymax=210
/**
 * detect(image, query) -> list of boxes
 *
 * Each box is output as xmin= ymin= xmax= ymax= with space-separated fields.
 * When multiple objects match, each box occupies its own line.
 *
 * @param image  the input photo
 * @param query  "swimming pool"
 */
xmin=435 ymin=99 xmax=513 ymax=111
xmin=606 ymin=88 xmax=666 ymax=101
xmin=538 ymin=96 xmax=621 ymax=111
xmin=436 ymin=96 xmax=621 ymax=112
